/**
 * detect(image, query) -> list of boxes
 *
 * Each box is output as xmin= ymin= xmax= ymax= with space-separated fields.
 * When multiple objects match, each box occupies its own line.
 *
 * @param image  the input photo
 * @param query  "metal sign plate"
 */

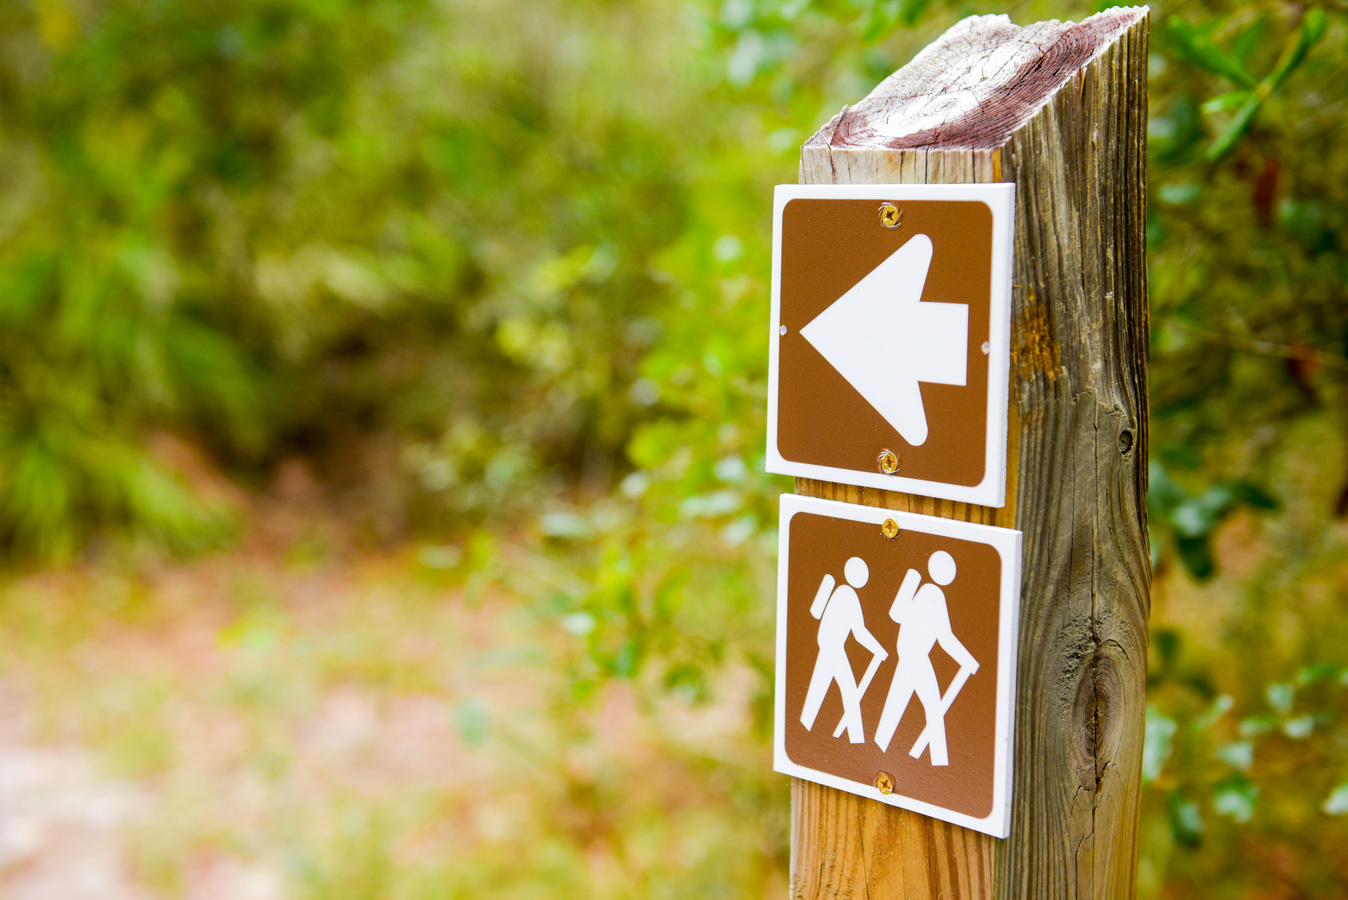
xmin=774 ymin=493 xmax=1022 ymax=838
xmin=767 ymin=183 xmax=1015 ymax=507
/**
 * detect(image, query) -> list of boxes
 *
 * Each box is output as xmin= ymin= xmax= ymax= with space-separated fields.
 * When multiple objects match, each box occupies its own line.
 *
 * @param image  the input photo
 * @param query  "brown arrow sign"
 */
xmin=766 ymin=184 xmax=1015 ymax=507
xmin=773 ymin=494 xmax=1022 ymax=837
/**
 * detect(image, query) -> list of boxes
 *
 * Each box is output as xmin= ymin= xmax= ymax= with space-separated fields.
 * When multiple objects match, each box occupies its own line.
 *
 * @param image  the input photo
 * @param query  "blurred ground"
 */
xmin=0 ymin=500 xmax=785 ymax=900
xmin=0 ymin=689 xmax=153 ymax=900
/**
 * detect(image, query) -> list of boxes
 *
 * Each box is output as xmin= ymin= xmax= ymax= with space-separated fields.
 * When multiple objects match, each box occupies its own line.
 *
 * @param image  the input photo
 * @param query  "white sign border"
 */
xmin=773 ymin=493 xmax=1023 ymax=839
xmin=766 ymin=182 xmax=1016 ymax=508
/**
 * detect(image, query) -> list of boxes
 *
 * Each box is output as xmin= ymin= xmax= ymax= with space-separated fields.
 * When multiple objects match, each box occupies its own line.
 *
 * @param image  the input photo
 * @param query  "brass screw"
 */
xmin=875 ymin=771 xmax=895 ymax=795
xmin=878 ymin=450 xmax=899 ymax=475
xmin=879 ymin=203 xmax=901 ymax=229
xmin=882 ymin=518 xmax=899 ymax=540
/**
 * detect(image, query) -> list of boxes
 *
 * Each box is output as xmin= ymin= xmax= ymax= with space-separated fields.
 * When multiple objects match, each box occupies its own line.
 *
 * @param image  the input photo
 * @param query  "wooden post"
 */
xmin=790 ymin=8 xmax=1150 ymax=899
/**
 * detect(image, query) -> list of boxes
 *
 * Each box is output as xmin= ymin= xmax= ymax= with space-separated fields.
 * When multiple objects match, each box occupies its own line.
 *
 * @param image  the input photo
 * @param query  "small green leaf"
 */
xmin=1215 ymin=740 xmax=1254 ymax=772
xmin=1202 ymin=91 xmax=1252 ymax=114
xmin=1205 ymin=94 xmax=1263 ymax=162
xmin=726 ymin=29 xmax=766 ymax=87
xmin=718 ymin=0 xmax=754 ymax=31
xmin=1158 ymin=182 xmax=1204 ymax=205
xmin=1176 ymin=535 xmax=1214 ymax=580
xmin=1231 ymin=15 xmax=1268 ymax=63
xmin=561 ymin=611 xmax=596 ymax=636
xmin=861 ymin=0 xmax=901 ymax=42
xmin=1171 ymin=499 xmax=1217 ymax=538
xmin=1164 ymin=19 xmax=1257 ymax=88
xmin=1154 ymin=629 xmax=1182 ymax=667
xmin=540 ymin=511 xmax=594 ymax=540
xmin=1266 ymin=681 xmax=1294 ymax=714
xmin=1229 ymin=482 xmax=1278 ymax=510
xmin=679 ymin=490 xmax=743 ymax=519
xmin=720 ymin=514 xmax=757 ymax=546
xmin=1267 ymin=8 xmax=1327 ymax=92
xmin=1297 ymin=663 xmax=1347 ymax=686
xmin=1195 ymin=694 xmax=1234 ymax=731
xmin=1213 ymin=775 xmax=1259 ymax=822
xmin=1282 ymin=715 xmax=1315 ymax=739
xmin=1150 ymin=95 xmax=1206 ymax=163
xmin=664 ymin=664 xmax=710 ymax=704
xmin=1148 ymin=460 xmax=1185 ymax=512
xmin=1169 ymin=791 xmax=1205 ymax=844
xmin=1143 ymin=706 xmax=1177 ymax=782
xmin=899 ymin=0 xmax=934 ymax=27
xmin=1239 ymin=715 xmax=1276 ymax=738
xmin=1324 ymin=783 xmax=1348 ymax=816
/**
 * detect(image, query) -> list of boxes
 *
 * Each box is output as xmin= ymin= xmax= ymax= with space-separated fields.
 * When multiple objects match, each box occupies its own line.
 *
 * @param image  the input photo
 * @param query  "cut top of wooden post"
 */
xmin=805 ymin=6 xmax=1148 ymax=151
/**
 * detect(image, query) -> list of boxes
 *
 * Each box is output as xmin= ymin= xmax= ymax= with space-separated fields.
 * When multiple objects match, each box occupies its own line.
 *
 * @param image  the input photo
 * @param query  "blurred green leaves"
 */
xmin=1163 ymin=8 xmax=1327 ymax=160
xmin=0 ymin=0 xmax=723 ymax=556
xmin=1163 ymin=16 xmax=1265 ymax=89
xmin=1148 ymin=461 xmax=1276 ymax=579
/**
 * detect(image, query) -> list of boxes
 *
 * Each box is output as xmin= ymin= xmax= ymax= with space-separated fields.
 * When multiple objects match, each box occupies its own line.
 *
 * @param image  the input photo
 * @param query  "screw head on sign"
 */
xmin=879 ymin=203 xmax=901 ymax=229
xmin=875 ymin=772 xmax=895 ymax=795
xmin=878 ymin=450 xmax=899 ymax=475
xmin=882 ymin=518 xmax=899 ymax=540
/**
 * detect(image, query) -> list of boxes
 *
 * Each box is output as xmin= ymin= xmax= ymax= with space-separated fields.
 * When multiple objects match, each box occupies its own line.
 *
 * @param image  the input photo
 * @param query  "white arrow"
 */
xmin=799 ymin=234 xmax=967 ymax=447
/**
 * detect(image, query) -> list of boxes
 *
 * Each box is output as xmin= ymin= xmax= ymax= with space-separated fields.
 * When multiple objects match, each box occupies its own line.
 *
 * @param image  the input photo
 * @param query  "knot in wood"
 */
xmin=1072 ymin=646 xmax=1127 ymax=791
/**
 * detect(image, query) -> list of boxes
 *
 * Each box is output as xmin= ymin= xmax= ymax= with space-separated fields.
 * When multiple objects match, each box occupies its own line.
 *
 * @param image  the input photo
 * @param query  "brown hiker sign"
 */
xmin=773 ymin=494 xmax=1022 ymax=837
xmin=766 ymin=184 xmax=1015 ymax=507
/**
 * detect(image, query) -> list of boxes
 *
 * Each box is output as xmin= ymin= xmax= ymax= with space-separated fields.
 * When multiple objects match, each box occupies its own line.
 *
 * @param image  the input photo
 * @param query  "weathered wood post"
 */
xmin=789 ymin=8 xmax=1150 ymax=898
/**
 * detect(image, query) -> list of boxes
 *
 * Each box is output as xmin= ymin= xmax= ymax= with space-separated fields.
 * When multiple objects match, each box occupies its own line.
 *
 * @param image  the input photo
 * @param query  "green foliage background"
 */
xmin=1 ymin=0 xmax=1347 ymax=894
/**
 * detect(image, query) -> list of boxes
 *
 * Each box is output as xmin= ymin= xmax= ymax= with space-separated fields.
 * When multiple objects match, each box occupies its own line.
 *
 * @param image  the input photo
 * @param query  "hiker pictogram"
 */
xmin=873 ymin=550 xmax=979 ymax=765
xmin=799 ymin=557 xmax=889 ymax=744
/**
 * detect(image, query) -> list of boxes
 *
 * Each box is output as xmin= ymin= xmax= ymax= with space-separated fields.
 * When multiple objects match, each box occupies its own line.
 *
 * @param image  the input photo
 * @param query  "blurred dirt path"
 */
xmin=0 ymin=684 xmax=149 ymax=900
xmin=0 ymin=684 xmax=280 ymax=900
xmin=0 ymin=522 xmax=781 ymax=899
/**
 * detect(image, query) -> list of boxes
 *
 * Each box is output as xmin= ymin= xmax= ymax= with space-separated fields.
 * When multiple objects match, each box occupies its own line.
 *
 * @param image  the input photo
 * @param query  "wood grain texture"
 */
xmin=791 ymin=8 xmax=1149 ymax=899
